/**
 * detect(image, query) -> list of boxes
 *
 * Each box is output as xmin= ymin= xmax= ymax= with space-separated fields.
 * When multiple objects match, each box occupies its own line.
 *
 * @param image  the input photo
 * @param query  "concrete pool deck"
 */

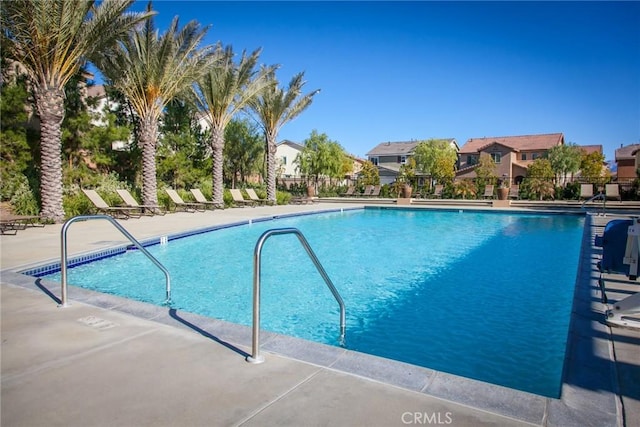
xmin=1 ymin=203 xmax=638 ymax=426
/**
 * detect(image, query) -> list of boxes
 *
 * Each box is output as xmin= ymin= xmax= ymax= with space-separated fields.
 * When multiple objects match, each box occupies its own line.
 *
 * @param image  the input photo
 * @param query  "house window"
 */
xmin=532 ymin=153 xmax=539 ymax=160
xmin=466 ymin=155 xmax=477 ymax=166
xmin=491 ymin=153 xmax=501 ymax=163
xmin=521 ymin=153 xmax=527 ymax=161
xmin=371 ymin=157 xmax=378 ymax=165
xmin=400 ymin=156 xmax=407 ymax=164
xmin=282 ymin=156 xmax=287 ymax=165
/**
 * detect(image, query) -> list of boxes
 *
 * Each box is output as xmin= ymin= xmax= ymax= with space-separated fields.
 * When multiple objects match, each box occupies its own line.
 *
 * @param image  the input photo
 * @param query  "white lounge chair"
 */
xmin=116 ymin=189 xmax=165 ymax=215
xmin=580 ymin=184 xmax=594 ymax=200
xmin=482 ymin=185 xmax=494 ymax=199
xmin=190 ymin=189 xmax=223 ymax=209
xmin=245 ymin=188 xmax=272 ymax=205
xmin=82 ymin=189 xmax=141 ymax=219
xmin=605 ymin=184 xmax=621 ymax=201
xmin=165 ymin=189 xmax=205 ymax=212
xmin=229 ymin=189 xmax=256 ymax=207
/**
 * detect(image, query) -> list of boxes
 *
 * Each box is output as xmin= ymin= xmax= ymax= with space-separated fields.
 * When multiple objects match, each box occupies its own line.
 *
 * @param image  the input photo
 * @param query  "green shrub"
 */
xmin=156 ymin=188 xmax=172 ymax=211
xmin=277 ymin=190 xmax=291 ymax=205
xmin=63 ymin=191 xmax=93 ymax=217
xmin=10 ymin=178 xmax=39 ymax=215
xmin=562 ymin=181 xmax=580 ymax=200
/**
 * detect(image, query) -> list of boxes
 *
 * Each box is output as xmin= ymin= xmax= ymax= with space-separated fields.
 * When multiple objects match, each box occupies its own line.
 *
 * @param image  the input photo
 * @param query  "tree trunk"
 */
xmin=34 ymin=84 xmax=65 ymax=223
xmin=139 ymin=115 xmax=159 ymax=206
xmin=209 ymin=126 xmax=225 ymax=205
xmin=265 ymin=131 xmax=277 ymax=202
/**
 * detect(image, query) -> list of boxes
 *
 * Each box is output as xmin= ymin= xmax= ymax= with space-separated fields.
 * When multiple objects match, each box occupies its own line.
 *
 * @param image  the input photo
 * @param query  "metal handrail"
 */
xmin=247 ymin=227 xmax=346 ymax=364
xmin=581 ymin=192 xmax=606 ymax=214
xmin=60 ymin=215 xmax=171 ymax=307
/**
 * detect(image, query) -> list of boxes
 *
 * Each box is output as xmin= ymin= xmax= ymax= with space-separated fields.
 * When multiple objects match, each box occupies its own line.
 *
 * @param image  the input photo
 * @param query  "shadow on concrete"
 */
xmin=34 ymin=278 xmax=61 ymax=305
xmin=168 ymin=308 xmax=249 ymax=358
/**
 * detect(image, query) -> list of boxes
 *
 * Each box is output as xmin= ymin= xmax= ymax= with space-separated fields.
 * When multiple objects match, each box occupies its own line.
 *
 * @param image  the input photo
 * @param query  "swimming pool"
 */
xmin=40 ymin=208 xmax=584 ymax=398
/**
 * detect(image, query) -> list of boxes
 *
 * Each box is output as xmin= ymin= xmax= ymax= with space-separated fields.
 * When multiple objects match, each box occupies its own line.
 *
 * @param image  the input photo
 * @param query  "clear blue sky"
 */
xmin=119 ymin=1 xmax=640 ymax=162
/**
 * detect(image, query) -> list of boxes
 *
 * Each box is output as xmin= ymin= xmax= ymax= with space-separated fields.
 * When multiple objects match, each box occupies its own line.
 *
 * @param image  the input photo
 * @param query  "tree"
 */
xmin=1 ymin=0 xmax=153 ymax=222
xmin=297 ymin=130 xmax=346 ymax=189
xmin=580 ymin=150 xmax=609 ymax=185
xmin=155 ymin=98 xmax=209 ymax=189
xmin=412 ymin=139 xmax=457 ymax=186
xmin=249 ymin=71 xmax=320 ymax=202
xmin=97 ymin=3 xmax=215 ymax=206
xmin=193 ymin=45 xmax=271 ymax=205
xmin=61 ymin=68 xmax=94 ymax=175
xmin=0 ymin=76 xmax=36 ymax=203
xmin=526 ymin=158 xmax=554 ymax=180
xmin=358 ymin=160 xmax=380 ymax=186
xmin=547 ymin=143 xmax=582 ymax=185
xmin=522 ymin=158 xmax=555 ymax=200
xmin=223 ymin=118 xmax=264 ymax=187
xmin=474 ymin=153 xmax=498 ymax=193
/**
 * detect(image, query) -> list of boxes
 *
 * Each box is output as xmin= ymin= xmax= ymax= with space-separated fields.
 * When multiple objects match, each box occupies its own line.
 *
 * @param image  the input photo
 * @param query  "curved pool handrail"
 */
xmin=247 ymin=227 xmax=346 ymax=364
xmin=581 ymin=192 xmax=606 ymax=214
xmin=60 ymin=215 xmax=171 ymax=307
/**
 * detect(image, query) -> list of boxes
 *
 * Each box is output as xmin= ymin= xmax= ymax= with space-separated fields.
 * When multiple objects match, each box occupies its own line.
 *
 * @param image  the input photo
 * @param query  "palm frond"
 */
xmin=1 ymin=0 xmax=151 ymax=88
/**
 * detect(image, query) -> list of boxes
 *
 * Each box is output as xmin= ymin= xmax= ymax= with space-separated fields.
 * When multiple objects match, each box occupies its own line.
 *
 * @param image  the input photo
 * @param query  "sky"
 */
xmin=113 ymin=1 xmax=640 ymax=162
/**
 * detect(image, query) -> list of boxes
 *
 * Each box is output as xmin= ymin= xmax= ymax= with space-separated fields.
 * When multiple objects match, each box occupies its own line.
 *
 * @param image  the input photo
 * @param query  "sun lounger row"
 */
xmin=581 ymin=183 xmax=621 ymax=201
xmin=342 ymin=185 xmax=381 ymax=197
xmin=82 ymin=187 xmax=279 ymax=218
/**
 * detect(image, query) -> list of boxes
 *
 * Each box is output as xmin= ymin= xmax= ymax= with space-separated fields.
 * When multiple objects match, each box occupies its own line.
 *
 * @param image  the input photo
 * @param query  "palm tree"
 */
xmin=1 ymin=0 xmax=153 ymax=222
xmin=97 ymin=3 xmax=215 ymax=206
xmin=192 ymin=45 xmax=272 ymax=205
xmin=249 ymin=71 xmax=320 ymax=202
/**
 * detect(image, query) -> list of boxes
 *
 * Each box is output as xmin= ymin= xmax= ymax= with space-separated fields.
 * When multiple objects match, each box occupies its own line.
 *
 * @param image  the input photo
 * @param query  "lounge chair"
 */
xmin=164 ymin=189 xmax=206 ymax=212
xmin=82 ymin=189 xmax=141 ymax=219
xmin=432 ymin=184 xmax=443 ymax=199
xmin=190 ymin=189 xmax=224 ymax=209
xmin=508 ymin=185 xmax=519 ymax=200
xmin=361 ymin=185 xmax=374 ymax=197
xmin=116 ymin=189 xmax=165 ymax=216
xmin=580 ymin=184 xmax=594 ymax=200
xmin=0 ymin=213 xmax=43 ymax=235
xmin=229 ymin=189 xmax=256 ymax=207
xmin=482 ymin=185 xmax=494 ymax=199
xmin=605 ymin=184 xmax=621 ymax=201
xmin=369 ymin=185 xmax=381 ymax=197
xmin=342 ymin=186 xmax=356 ymax=197
xmin=290 ymin=195 xmax=317 ymax=205
xmin=245 ymin=188 xmax=272 ymax=205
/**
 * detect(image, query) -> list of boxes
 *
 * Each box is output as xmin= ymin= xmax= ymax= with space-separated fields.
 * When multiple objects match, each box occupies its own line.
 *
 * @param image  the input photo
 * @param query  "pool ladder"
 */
xmin=581 ymin=192 xmax=607 ymax=215
xmin=247 ymin=227 xmax=346 ymax=364
xmin=59 ymin=215 xmax=171 ymax=307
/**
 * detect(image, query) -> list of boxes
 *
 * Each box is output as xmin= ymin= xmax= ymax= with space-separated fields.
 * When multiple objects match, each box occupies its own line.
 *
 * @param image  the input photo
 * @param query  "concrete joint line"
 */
xmin=1 ymin=328 xmax=159 ymax=384
xmin=233 ymin=369 xmax=324 ymax=426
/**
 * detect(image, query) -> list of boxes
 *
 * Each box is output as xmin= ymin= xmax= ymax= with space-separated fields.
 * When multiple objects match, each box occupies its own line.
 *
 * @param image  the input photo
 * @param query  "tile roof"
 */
xmin=615 ymin=143 xmax=640 ymax=160
xmin=458 ymin=133 xmax=564 ymax=154
xmin=579 ymin=145 xmax=603 ymax=155
xmin=367 ymin=138 xmax=456 ymax=156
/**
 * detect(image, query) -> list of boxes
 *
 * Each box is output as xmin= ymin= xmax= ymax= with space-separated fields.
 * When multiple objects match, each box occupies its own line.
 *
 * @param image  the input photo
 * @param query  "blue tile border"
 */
xmin=19 ymin=207 xmax=363 ymax=277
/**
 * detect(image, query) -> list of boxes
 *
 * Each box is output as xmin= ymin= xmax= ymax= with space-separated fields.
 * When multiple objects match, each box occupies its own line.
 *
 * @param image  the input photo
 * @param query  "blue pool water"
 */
xmin=42 ymin=208 xmax=584 ymax=397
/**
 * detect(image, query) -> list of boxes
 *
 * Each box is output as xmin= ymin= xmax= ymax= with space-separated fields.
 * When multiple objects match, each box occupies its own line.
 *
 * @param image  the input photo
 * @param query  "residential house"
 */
xmin=366 ymin=139 xmax=459 ymax=185
xmin=276 ymin=139 xmax=365 ymax=184
xmin=275 ymin=140 xmax=305 ymax=178
xmin=615 ymin=143 xmax=640 ymax=183
xmin=456 ymin=133 xmax=565 ymax=184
